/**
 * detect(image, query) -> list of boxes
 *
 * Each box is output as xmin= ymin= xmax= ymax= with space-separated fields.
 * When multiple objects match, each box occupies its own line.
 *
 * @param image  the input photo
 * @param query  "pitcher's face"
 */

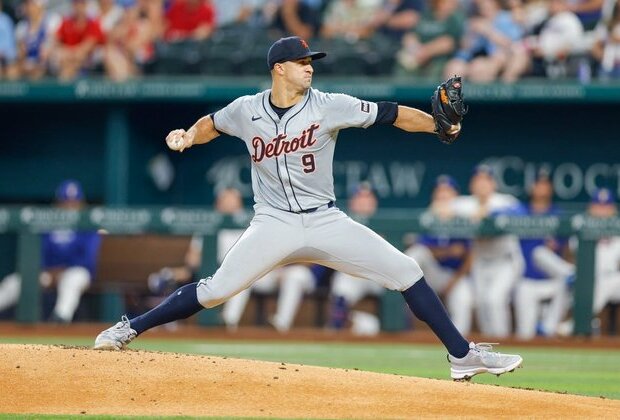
xmin=279 ymin=57 xmax=314 ymax=91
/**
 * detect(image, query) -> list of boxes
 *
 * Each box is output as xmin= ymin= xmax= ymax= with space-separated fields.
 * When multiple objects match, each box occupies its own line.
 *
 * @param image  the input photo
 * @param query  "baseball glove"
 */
xmin=431 ymin=76 xmax=468 ymax=144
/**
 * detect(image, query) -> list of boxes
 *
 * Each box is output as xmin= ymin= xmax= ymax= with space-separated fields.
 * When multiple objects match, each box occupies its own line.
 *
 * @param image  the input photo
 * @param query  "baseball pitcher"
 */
xmin=94 ymin=36 xmax=522 ymax=380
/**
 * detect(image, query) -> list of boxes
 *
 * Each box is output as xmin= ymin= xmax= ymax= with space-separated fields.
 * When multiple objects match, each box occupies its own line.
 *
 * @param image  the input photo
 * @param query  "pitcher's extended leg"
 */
xmin=305 ymin=209 xmax=469 ymax=358
xmin=96 ymin=209 xmax=303 ymax=348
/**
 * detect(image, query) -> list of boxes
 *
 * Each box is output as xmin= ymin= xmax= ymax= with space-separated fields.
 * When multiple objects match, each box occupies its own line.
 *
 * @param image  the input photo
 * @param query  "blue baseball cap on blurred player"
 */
xmin=435 ymin=174 xmax=459 ymax=192
xmin=534 ymin=167 xmax=551 ymax=182
xmin=472 ymin=164 xmax=494 ymax=178
xmin=349 ymin=181 xmax=374 ymax=196
xmin=591 ymin=188 xmax=615 ymax=205
xmin=55 ymin=179 xmax=84 ymax=202
xmin=267 ymin=36 xmax=326 ymax=70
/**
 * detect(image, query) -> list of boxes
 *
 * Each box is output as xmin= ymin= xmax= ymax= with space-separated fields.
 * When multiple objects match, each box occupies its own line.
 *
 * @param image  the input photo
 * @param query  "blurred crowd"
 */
xmin=1 ymin=0 xmax=619 ymax=82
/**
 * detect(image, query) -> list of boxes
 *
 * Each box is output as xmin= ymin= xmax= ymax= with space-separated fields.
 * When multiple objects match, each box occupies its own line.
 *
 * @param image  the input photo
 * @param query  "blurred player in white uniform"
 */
xmin=329 ymin=273 xmax=384 ymax=335
xmin=218 ymin=188 xmax=319 ymax=332
xmin=147 ymin=187 xmax=319 ymax=332
xmin=221 ymin=263 xmax=318 ymax=332
xmin=453 ymin=165 xmax=524 ymax=337
xmin=147 ymin=188 xmax=245 ymax=298
xmin=406 ymin=175 xmax=474 ymax=335
xmin=588 ymin=189 xmax=620 ymax=316
xmin=558 ymin=188 xmax=620 ymax=336
xmin=328 ymin=182 xmax=384 ymax=336
xmin=513 ymin=171 xmax=575 ymax=340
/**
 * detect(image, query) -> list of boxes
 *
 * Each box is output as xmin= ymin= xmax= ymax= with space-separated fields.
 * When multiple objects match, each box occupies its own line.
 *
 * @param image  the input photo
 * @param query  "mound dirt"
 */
xmin=1 ymin=344 xmax=618 ymax=418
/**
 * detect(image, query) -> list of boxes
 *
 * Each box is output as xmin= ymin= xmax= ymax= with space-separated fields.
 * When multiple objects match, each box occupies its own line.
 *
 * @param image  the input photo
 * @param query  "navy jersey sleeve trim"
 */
xmin=373 ymin=101 xmax=398 ymax=126
xmin=209 ymin=113 xmax=223 ymax=135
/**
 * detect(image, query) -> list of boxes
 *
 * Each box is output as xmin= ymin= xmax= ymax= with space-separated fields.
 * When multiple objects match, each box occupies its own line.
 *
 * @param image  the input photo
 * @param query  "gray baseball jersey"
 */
xmin=213 ymin=88 xmax=378 ymax=211
xmin=196 ymin=88 xmax=422 ymax=310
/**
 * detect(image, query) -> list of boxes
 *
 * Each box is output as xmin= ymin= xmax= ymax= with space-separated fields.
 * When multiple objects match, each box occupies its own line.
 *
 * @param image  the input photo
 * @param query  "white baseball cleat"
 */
xmin=94 ymin=315 xmax=137 ymax=350
xmin=448 ymin=342 xmax=523 ymax=381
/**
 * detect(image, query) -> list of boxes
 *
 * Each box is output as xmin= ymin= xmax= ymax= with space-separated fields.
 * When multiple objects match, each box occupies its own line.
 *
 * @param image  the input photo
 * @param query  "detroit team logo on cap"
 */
xmin=267 ymin=36 xmax=327 ymax=69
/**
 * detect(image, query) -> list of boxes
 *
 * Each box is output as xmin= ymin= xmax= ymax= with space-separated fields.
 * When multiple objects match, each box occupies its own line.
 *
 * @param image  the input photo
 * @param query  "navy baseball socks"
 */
xmin=94 ymin=282 xmax=203 ymax=349
xmin=402 ymin=278 xmax=523 ymax=379
xmin=129 ymin=282 xmax=203 ymax=335
xmin=401 ymin=278 xmax=469 ymax=358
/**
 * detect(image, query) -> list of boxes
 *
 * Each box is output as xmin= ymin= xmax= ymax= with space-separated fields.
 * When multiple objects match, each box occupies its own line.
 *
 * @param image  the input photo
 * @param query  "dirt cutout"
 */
xmin=1 ymin=344 xmax=618 ymax=418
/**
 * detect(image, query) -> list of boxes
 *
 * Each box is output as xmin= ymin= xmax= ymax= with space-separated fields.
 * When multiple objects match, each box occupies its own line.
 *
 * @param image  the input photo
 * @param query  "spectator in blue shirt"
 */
xmin=14 ymin=0 xmax=61 ymax=80
xmin=0 ymin=0 xmax=18 ymax=79
xmin=0 ymin=180 xmax=101 ymax=322
xmin=444 ymin=0 xmax=523 ymax=82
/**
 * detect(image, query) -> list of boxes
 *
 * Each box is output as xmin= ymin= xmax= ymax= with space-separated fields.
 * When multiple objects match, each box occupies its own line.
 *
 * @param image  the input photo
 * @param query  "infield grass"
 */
xmin=1 ymin=336 xmax=619 ymax=400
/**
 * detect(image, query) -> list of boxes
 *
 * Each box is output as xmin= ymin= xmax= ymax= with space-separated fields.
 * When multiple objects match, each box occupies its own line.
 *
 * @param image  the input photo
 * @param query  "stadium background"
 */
xmin=1 ymin=0 xmax=620 ymax=417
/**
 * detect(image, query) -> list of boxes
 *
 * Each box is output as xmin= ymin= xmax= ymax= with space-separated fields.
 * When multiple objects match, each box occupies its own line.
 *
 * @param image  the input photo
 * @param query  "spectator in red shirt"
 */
xmin=103 ymin=0 xmax=161 ymax=82
xmin=53 ymin=0 xmax=105 ymax=80
xmin=165 ymin=0 xmax=216 ymax=42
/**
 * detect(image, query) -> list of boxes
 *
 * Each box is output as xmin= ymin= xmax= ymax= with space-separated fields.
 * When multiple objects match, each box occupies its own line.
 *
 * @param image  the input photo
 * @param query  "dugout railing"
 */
xmin=1 ymin=206 xmax=619 ymax=336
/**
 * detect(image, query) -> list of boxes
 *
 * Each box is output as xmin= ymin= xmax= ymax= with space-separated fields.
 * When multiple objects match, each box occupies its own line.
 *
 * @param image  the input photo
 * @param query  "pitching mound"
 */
xmin=1 ymin=344 xmax=618 ymax=418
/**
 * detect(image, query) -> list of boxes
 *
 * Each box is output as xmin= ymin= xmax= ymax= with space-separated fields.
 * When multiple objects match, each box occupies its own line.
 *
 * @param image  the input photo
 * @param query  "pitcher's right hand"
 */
xmin=166 ymin=128 xmax=194 ymax=152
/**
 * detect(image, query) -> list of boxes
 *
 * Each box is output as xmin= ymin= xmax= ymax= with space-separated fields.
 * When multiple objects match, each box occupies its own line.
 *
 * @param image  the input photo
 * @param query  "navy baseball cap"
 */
xmin=591 ymin=188 xmax=615 ymax=205
xmin=435 ymin=174 xmax=459 ymax=192
xmin=55 ymin=179 xmax=84 ymax=202
xmin=267 ymin=36 xmax=326 ymax=70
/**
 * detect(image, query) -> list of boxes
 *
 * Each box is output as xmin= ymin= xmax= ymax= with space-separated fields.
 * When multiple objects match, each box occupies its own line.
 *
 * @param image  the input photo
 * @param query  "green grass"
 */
xmin=2 ymin=336 xmax=619 ymax=400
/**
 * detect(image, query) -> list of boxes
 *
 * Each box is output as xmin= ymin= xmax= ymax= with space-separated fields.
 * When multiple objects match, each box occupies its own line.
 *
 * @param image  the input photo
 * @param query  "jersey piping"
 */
xmin=284 ymin=154 xmax=303 ymax=211
xmin=282 ymin=92 xmax=312 ymax=212
xmin=261 ymin=93 xmax=293 ymax=211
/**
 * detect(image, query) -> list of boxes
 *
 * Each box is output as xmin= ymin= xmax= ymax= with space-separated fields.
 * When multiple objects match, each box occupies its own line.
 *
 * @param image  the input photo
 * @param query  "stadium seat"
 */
xmin=200 ymin=28 xmax=276 ymax=75
xmin=152 ymin=40 xmax=206 ymax=75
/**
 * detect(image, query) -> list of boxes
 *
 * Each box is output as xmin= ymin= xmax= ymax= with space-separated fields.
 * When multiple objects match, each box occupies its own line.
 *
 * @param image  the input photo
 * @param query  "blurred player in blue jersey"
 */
xmin=0 ymin=180 xmax=101 ymax=322
xmin=405 ymin=175 xmax=474 ymax=335
xmin=513 ymin=170 xmax=575 ymax=339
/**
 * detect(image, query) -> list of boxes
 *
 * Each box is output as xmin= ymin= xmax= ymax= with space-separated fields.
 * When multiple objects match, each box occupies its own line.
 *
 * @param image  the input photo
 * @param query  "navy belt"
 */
xmin=294 ymin=201 xmax=335 ymax=214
